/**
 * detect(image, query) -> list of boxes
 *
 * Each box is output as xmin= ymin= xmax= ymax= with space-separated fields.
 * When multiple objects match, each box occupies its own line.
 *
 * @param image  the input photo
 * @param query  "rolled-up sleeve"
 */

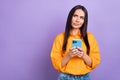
xmin=87 ymin=34 xmax=101 ymax=69
xmin=50 ymin=35 xmax=65 ymax=71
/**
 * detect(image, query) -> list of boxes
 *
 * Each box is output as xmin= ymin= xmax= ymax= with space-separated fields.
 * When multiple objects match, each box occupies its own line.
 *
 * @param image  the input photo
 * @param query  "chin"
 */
xmin=73 ymin=26 xmax=81 ymax=29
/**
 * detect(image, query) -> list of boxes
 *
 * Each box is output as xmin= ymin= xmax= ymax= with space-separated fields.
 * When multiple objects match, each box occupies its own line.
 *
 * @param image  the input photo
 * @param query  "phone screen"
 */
xmin=72 ymin=39 xmax=82 ymax=48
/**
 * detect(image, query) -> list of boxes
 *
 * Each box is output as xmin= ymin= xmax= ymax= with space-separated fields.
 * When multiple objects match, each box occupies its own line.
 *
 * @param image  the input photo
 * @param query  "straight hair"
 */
xmin=62 ymin=5 xmax=90 ymax=55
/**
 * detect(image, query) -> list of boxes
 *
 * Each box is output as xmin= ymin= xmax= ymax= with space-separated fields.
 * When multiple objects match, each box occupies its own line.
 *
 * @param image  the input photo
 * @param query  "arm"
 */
xmin=61 ymin=48 xmax=80 ymax=67
xmin=50 ymin=35 xmax=63 ymax=71
xmin=87 ymin=33 xmax=101 ymax=69
xmin=61 ymin=53 xmax=70 ymax=67
xmin=82 ymin=53 xmax=92 ymax=67
xmin=75 ymin=33 xmax=100 ymax=68
xmin=75 ymin=47 xmax=92 ymax=67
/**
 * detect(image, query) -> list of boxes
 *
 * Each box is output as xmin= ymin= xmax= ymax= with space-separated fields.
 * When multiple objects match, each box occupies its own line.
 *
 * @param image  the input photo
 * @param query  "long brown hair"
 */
xmin=62 ymin=5 xmax=90 ymax=55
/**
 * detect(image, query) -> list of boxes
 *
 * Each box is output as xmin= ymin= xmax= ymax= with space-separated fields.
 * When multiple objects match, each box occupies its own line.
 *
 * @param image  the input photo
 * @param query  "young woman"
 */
xmin=50 ymin=5 xmax=101 ymax=80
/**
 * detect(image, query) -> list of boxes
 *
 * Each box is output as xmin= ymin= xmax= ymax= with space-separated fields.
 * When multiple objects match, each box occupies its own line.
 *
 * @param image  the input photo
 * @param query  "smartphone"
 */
xmin=72 ymin=39 xmax=82 ymax=48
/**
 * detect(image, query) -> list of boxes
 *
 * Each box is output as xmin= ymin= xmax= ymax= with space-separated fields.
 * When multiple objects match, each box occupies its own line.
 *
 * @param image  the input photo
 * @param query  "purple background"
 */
xmin=0 ymin=0 xmax=120 ymax=80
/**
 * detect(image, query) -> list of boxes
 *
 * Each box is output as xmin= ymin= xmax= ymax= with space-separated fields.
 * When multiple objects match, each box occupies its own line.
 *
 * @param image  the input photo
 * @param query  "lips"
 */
xmin=73 ymin=23 xmax=80 ymax=26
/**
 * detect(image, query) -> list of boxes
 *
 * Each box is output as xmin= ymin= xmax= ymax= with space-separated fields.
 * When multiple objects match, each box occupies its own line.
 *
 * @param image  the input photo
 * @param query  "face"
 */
xmin=71 ymin=9 xmax=85 ymax=29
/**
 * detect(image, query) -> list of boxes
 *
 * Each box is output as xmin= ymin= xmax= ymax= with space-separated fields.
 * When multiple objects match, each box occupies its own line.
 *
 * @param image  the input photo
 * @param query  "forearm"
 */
xmin=82 ymin=54 xmax=92 ymax=67
xmin=61 ymin=54 xmax=70 ymax=67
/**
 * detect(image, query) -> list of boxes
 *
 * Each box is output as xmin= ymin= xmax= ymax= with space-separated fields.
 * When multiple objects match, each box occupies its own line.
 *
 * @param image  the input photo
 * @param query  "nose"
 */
xmin=76 ymin=17 xmax=80 ymax=22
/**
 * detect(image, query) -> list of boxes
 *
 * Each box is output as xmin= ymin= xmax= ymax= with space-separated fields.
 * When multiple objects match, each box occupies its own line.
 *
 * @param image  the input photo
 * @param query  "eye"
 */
xmin=80 ymin=16 xmax=84 ymax=19
xmin=73 ymin=14 xmax=78 ymax=17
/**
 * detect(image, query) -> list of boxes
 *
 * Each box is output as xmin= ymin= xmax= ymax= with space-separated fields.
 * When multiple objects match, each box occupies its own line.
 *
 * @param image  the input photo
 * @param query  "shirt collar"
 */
xmin=70 ymin=30 xmax=81 ymax=37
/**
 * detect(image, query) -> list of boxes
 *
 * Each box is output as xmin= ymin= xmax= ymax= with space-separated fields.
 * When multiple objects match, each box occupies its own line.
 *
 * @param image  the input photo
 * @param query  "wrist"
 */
xmin=67 ymin=52 xmax=71 ymax=59
xmin=67 ymin=54 xmax=71 ymax=59
xmin=81 ymin=53 xmax=85 ymax=59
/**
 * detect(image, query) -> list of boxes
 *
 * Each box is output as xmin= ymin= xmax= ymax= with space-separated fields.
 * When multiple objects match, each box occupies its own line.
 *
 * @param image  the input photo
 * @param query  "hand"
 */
xmin=68 ymin=47 xmax=78 ymax=58
xmin=76 ymin=47 xmax=84 ymax=58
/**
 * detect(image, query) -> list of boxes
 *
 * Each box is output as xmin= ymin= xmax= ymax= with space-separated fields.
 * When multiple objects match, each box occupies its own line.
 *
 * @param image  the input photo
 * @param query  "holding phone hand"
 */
xmin=76 ymin=47 xmax=84 ymax=58
xmin=68 ymin=47 xmax=78 ymax=58
xmin=68 ymin=47 xmax=84 ymax=58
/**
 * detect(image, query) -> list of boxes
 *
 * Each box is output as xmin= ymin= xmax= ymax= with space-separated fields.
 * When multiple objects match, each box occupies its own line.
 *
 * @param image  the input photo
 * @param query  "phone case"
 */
xmin=72 ymin=39 xmax=82 ymax=48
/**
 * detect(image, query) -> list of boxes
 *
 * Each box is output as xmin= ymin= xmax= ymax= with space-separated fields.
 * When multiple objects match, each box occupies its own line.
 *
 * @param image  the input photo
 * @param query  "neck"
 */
xmin=70 ymin=28 xmax=80 ymax=35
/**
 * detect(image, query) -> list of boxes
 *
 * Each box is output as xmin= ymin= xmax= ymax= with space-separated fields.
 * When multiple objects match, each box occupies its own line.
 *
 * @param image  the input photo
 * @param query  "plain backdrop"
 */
xmin=0 ymin=0 xmax=120 ymax=80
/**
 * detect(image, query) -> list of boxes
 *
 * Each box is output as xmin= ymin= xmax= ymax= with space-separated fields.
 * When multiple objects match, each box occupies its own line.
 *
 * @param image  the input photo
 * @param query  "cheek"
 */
xmin=72 ymin=17 xmax=76 ymax=21
xmin=81 ymin=20 xmax=84 ymax=24
xmin=71 ymin=19 xmax=74 ymax=25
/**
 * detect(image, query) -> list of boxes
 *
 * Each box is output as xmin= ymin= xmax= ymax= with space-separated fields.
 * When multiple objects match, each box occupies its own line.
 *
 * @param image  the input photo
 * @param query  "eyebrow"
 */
xmin=73 ymin=14 xmax=84 ymax=18
xmin=73 ymin=14 xmax=78 ymax=16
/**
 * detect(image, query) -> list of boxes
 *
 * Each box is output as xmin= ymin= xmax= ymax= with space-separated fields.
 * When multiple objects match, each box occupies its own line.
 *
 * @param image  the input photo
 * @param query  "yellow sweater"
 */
xmin=50 ymin=32 xmax=100 ymax=75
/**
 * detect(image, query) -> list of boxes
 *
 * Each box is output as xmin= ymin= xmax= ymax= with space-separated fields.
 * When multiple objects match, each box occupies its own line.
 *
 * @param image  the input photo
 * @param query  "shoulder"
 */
xmin=56 ymin=32 xmax=64 ymax=37
xmin=55 ymin=32 xmax=64 ymax=39
xmin=87 ymin=32 xmax=95 ymax=39
xmin=87 ymin=32 xmax=94 ymax=37
xmin=87 ymin=32 xmax=97 ymax=42
xmin=54 ymin=32 xmax=65 ymax=42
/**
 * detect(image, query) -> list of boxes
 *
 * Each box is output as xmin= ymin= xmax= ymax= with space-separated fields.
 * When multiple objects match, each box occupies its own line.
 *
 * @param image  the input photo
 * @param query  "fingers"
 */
xmin=76 ymin=51 xmax=84 ymax=58
xmin=76 ymin=47 xmax=84 ymax=58
xmin=69 ymin=48 xmax=78 ymax=58
xmin=76 ymin=47 xmax=82 ymax=51
xmin=69 ymin=47 xmax=84 ymax=58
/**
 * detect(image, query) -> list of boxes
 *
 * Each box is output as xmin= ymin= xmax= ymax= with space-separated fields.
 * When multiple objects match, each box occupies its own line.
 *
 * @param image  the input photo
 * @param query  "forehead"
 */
xmin=74 ymin=9 xmax=85 ymax=16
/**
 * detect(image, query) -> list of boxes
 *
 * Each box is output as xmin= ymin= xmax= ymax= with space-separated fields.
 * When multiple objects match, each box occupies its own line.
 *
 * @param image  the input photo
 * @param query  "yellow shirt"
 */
xmin=50 ymin=32 xmax=100 ymax=75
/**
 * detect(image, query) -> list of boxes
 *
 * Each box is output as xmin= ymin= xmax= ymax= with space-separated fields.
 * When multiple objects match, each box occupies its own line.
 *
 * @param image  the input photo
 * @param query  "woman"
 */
xmin=50 ymin=5 xmax=100 ymax=80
